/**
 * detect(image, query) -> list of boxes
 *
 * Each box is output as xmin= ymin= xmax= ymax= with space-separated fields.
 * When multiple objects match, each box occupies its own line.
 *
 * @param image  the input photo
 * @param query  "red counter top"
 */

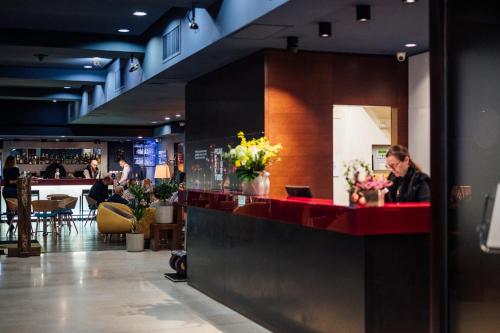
xmin=31 ymin=178 xmax=98 ymax=186
xmin=186 ymin=190 xmax=430 ymax=236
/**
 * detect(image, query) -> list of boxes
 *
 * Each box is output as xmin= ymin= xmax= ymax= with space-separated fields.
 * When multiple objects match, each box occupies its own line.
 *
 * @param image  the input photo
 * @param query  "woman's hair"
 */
xmin=386 ymin=145 xmax=421 ymax=171
xmin=4 ymin=156 xmax=16 ymax=169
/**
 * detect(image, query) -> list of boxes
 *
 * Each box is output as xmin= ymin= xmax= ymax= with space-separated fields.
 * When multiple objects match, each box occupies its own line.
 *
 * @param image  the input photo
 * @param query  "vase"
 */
xmin=363 ymin=190 xmax=385 ymax=207
xmin=241 ymin=171 xmax=270 ymax=196
xmin=126 ymin=233 xmax=144 ymax=252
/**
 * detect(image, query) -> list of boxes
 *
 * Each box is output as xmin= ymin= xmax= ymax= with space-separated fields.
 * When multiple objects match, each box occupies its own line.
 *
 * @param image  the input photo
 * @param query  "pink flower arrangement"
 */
xmin=344 ymin=160 xmax=392 ymax=206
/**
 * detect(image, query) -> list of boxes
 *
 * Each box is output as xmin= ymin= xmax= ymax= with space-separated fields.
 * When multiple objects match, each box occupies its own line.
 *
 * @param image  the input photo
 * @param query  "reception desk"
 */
xmin=186 ymin=190 xmax=430 ymax=333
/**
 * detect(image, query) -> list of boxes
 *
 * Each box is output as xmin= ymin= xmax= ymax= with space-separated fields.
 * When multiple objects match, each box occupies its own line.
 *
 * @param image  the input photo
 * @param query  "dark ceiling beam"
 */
xmin=0 ymin=87 xmax=81 ymax=101
xmin=0 ymin=66 xmax=106 ymax=84
xmin=0 ymin=29 xmax=145 ymax=56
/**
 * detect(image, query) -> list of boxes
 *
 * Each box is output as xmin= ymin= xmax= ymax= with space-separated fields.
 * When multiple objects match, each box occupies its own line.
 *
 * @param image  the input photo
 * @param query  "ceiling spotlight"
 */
xmin=402 ymin=0 xmax=418 ymax=3
xmin=64 ymin=86 xmax=71 ymax=89
xmin=175 ymin=114 xmax=181 ymax=118
xmin=137 ymin=136 xmax=143 ymax=139
xmin=133 ymin=11 xmax=147 ymax=16
xmin=405 ymin=43 xmax=418 ymax=48
xmin=318 ymin=22 xmax=332 ymax=38
xmin=92 ymin=57 xmax=102 ymax=67
xmin=118 ymin=28 xmax=130 ymax=33
xmin=129 ymin=54 xmax=140 ymax=73
xmin=188 ymin=3 xmax=199 ymax=30
xmin=151 ymin=121 xmax=158 ymax=124
xmin=84 ymin=65 xmax=92 ymax=69
xmin=52 ymin=100 xmax=57 ymax=103
xmin=165 ymin=117 xmax=171 ymax=120
xmin=286 ymin=36 xmax=299 ymax=53
xmin=356 ymin=5 xmax=371 ymax=22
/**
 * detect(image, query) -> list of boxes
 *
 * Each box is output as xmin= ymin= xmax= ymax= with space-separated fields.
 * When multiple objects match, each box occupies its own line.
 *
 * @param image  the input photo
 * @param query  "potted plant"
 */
xmin=344 ymin=159 xmax=392 ymax=207
xmin=224 ymin=131 xmax=282 ymax=196
xmin=154 ymin=180 xmax=179 ymax=223
xmin=126 ymin=184 xmax=148 ymax=252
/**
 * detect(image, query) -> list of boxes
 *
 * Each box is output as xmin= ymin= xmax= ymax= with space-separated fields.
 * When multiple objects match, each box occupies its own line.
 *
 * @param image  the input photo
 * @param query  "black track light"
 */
xmin=356 ymin=5 xmax=371 ymax=22
xmin=318 ymin=22 xmax=332 ymax=38
xmin=286 ymin=36 xmax=299 ymax=53
xmin=188 ymin=3 xmax=199 ymax=30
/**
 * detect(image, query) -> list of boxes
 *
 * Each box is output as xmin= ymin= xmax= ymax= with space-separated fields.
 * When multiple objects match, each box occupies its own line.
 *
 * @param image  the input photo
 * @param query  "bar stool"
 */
xmin=84 ymin=196 xmax=98 ymax=227
xmin=5 ymin=198 xmax=18 ymax=235
xmin=32 ymin=200 xmax=60 ymax=237
xmin=57 ymin=197 xmax=78 ymax=233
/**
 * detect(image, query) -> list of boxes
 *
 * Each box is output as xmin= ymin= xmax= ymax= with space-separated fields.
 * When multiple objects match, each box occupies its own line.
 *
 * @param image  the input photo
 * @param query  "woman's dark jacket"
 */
xmin=385 ymin=166 xmax=431 ymax=203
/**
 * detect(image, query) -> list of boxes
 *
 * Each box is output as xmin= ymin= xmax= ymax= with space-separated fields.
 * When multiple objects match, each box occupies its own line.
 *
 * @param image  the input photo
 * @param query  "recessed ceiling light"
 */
xmin=405 ymin=43 xmax=418 ymax=48
xmin=151 ymin=121 xmax=158 ymax=124
xmin=133 ymin=11 xmax=147 ymax=16
xmin=165 ymin=117 xmax=171 ymax=120
xmin=138 ymin=136 xmax=143 ymax=139
xmin=52 ymin=99 xmax=57 ymax=103
xmin=175 ymin=114 xmax=181 ymax=118
xmin=402 ymin=0 xmax=418 ymax=3
xmin=318 ymin=22 xmax=332 ymax=38
xmin=61 ymin=136 xmax=65 ymax=138
xmin=118 ymin=28 xmax=130 ymax=33
xmin=356 ymin=5 xmax=371 ymax=22
xmin=64 ymin=86 xmax=71 ymax=89
xmin=84 ymin=65 xmax=92 ymax=69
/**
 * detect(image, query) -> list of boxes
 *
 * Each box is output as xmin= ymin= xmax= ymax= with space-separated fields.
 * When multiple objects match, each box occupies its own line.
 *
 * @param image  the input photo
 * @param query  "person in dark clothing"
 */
xmin=88 ymin=175 xmax=113 ymax=205
xmin=2 ymin=156 xmax=20 ymax=230
xmin=107 ymin=186 xmax=129 ymax=205
xmin=385 ymin=145 xmax=431 ymax=203
xmin=45 ymin=161 xmax=67 ymax=179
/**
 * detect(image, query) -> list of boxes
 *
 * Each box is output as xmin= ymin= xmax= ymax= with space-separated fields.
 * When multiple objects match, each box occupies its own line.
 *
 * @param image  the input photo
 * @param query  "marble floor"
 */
xmin=0 ymin=250 xmax=271 ymax=333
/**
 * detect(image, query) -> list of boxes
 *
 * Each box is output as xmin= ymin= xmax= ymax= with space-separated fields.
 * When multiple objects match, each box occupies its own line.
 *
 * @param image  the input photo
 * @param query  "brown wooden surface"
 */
xmin=264 ymin=50 xmax=408 ymax=198
xmin=150 ymin=223 xmax=182 ymax=251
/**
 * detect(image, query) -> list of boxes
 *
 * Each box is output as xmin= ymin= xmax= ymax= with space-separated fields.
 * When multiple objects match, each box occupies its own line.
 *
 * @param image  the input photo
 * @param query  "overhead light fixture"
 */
xmin=356 ymin=5 xmax=371 ymax=22
xmin=402 ymin=0 xmax=418 ymax=3
xmin=318 ymin=22 xmax=332 ymax=38
xmin=63 ymin=86 xmax=71 ymax=89
xmin=84 ymin=65 xmax=92 ymax=69
xmin=165 ymin=117 xmax=171 ymax=120
xmin=118 ymin=28 xmax=130 ymax=33
xmin=188 ymin=3 xmax=199 ymax=30
xmin=133 ymin=11 xmax=147 ymax=16
xmin=405 ymin=43 xmax=418 ymax=48
xmin=34 ymin=53 xmax=48 ymax=62
xmin=286 ymin=36 xmax=299 ymax=53
xmin=175 ymin=114 xmax=181 ymax=118
xmin=151 ymin=121 xmax=158 ymax=124
xmin=92 ymin=57 xmax=102 ymax=67
xmin=129 ymin=54 xmax=140 ymax=72
xmin=137 ymin=136 xmax=143 ymax=139
xmin=52 ymin=100 xmax=57 ymax=103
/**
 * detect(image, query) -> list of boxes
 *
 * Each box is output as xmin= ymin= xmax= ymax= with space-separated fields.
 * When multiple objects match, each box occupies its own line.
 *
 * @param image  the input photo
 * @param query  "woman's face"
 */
xmin=386 ymin=155 xmax=410 ymax=177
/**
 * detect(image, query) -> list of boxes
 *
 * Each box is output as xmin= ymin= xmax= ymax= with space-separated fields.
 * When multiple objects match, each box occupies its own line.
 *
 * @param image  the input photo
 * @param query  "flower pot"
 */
xmin=241 ymin=171 xmax=270 ymax=196
xmin=155 ymin=204 xmax=174 ymax=223
xmin=126 ymin=233 xmax=144 ymax=252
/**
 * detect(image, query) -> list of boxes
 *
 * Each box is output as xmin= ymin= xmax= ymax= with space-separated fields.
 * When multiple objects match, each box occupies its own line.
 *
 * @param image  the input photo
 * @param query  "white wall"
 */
xmin=409 ymin=52 xmax=431 ymax=174
xmin=333 ymin=105 xmax=391 ymax=205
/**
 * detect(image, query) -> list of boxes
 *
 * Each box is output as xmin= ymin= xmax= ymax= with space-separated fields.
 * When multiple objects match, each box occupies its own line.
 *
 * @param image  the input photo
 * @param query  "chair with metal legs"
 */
xmin=57 ymin=197 xmax=79 ymax=233
xmin=84 ymin=195 xmax=98 ymax=227
xmin=32 ymin=200 xmax=60 ymax=237
xmin=4 ymin=198 xmax=18 ymax=235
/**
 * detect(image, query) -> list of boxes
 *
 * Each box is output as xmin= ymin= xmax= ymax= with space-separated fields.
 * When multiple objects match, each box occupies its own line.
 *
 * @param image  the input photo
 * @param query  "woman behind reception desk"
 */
xmin=385 ymin=145 xmax=431 ymax=202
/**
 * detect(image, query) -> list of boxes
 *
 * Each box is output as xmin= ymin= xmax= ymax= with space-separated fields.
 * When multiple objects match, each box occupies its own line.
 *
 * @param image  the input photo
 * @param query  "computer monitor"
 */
xmin=285 ymin=185 xmax=313 ymax=198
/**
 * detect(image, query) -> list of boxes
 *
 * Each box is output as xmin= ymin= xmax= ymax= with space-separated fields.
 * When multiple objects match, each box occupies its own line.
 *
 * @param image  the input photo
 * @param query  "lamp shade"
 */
xmin=154 ymin=164 xmax=171 ymax=179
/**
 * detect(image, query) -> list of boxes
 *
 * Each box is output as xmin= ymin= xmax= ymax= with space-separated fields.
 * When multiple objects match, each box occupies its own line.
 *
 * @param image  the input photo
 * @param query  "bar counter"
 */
xmin=186 ymin=190 xmax=430 ymax=333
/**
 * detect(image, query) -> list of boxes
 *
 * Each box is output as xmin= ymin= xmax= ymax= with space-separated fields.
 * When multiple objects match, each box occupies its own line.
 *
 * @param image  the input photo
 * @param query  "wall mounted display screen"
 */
xmin=133 ymin=140 xmax=156 ymax=167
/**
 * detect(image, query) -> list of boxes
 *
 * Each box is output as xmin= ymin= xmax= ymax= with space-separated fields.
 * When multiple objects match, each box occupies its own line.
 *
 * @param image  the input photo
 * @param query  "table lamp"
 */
xmin=154 ymin=164 xmax=171 ymax=180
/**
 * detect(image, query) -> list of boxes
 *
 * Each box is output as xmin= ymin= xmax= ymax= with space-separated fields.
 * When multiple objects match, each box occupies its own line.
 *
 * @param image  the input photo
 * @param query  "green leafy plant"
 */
xmin=128 ymin=184 xmax=148 ymax=233
xmin=154 ymin=180 xmax=179 ymax=205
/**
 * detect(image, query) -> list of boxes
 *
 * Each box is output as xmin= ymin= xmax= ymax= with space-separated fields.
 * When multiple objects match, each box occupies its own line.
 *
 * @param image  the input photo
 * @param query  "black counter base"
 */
xmin=187 ymin=206 xmax=429 ymax=333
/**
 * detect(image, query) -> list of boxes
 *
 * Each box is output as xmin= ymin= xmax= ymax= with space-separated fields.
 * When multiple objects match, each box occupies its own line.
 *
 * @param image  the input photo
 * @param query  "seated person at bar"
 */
xmin=385 ymin=145 xmax=431 ymax=202
xmin=83 ymin=159 xmax=102 ymax=179
xmin=89 ymin=174 xmax=113 ymax=205
xmin=107 ymin=186 xmax=129 ymax=205
xmin=45 ymin=160 xmax=67 ymax=179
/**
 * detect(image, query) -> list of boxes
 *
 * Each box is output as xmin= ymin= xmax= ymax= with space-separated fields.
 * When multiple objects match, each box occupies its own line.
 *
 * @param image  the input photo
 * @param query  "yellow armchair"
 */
xmin=97 ymin=202 xmax=134 ymax=235
xmin=96 ymin=202 xmax=156 ymax=239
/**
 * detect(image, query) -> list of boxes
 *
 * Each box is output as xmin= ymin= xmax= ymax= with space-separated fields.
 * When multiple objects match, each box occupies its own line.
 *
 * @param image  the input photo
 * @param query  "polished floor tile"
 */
xmin=0 ymin=250 xmax=271 ymax=333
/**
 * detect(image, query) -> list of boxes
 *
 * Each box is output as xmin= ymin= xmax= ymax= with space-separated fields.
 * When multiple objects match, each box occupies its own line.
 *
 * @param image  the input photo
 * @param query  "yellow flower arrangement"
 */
xmin=224 ymin=131 xmax=283 ymax=182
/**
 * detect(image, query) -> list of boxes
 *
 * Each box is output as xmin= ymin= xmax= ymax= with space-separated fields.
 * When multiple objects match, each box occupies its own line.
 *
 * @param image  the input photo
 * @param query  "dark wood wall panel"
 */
xmin=265 ymin=50 xmax=408 ymax=198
